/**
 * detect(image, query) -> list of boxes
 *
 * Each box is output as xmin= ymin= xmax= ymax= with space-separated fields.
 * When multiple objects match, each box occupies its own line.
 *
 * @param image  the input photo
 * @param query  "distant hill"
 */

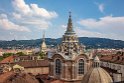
xmin=0 ymin=37 xmax=124 ymax=49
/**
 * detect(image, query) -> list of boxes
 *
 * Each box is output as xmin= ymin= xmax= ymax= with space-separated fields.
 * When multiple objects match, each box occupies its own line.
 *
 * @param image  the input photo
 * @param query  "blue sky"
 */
xmin=0 ymin=0 xmax=124 ymax=40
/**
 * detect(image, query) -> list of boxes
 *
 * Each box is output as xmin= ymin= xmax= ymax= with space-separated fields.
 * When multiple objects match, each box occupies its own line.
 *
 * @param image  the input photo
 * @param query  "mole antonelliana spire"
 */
xmin=40 ymin=31 xmax=47 ymax=53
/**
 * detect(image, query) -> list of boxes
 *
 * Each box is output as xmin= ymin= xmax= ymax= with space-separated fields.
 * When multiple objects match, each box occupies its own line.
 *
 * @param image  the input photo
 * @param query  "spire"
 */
xmin=42 ymin=31 xmax=45 ymax=42
xmin=67 ymin=12 xmax=73 ymax=32
xmin=41 ymin=31 xmax=47 ymax=53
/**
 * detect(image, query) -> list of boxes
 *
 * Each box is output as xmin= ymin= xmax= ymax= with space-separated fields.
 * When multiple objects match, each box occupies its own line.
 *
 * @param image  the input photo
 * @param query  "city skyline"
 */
xmin=0 ymin=0 xmax=124 ymax=40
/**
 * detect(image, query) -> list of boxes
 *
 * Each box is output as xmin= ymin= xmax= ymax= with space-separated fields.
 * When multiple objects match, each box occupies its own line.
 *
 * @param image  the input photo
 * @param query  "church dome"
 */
xmin=82 ymin=55 xmax=113 ymax=83
xmin=82 ymin=67 xmax=113 ymax=83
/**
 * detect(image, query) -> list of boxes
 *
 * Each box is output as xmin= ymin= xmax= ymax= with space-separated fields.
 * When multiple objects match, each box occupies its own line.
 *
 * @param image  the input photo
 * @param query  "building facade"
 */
xmin=100 ymin=51 xmax=124 ymax=82
xmin=49 ymin=12 xmax=91 ymax=83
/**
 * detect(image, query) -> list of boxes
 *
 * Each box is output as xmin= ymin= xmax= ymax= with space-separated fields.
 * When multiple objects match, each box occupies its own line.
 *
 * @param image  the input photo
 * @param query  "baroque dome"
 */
xmin=82 ymin=55 xmax=113 ymax=83
xmin=82 ymin=67 xmax=113 ymax=83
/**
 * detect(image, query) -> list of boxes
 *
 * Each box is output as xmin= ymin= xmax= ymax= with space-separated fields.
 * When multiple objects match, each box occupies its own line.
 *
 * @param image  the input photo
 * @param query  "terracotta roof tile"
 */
xmin=16 ymin=60 xmax=49 ymax=68
xmin=0 ymin=71 xmax=14 ymax=83
xmin=100 ymin=53 xmax=124 ymax=65
xmin=0 ymin=56 xmax=15 ymax=64
xmin=0 ymin=71 xmax=39 ymax=83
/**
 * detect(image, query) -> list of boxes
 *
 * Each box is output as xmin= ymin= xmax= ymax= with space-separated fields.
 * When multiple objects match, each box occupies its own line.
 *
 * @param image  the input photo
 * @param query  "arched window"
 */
xmin=78 ymin=59 xmax=84 ymax=75
xmin=55 ymin=59 xmax=61 ymax=75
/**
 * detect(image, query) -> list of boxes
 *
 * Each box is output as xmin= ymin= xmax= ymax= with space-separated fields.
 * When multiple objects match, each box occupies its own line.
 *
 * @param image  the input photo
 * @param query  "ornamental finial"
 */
xmin=69 ymin=11 xmax=71 ymax=18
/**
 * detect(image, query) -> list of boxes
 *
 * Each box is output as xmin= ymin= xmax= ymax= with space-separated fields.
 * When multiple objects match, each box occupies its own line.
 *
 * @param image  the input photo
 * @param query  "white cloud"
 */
xmin=78 ymin=16 xmax=124 ymax=40
xmin=30 ymin=4 xmax=58 ymax=19
xmin=61 ymin=25 xmax=67 ymax=29
xmin=12 ymin=0 xmax=31 ymax=15
xmin=95 ymin=2 xmax=104 ymax=13
xmin=78 ymin=16 xmax=124 ymax=30
xmin=0 ymin=0 xmax=58 ymax=40
xmin=12 ymin=0 xmax=58 ymax=19
xmin=12 ymin=13 xmax=21 ymax=19
xmin=75 ymin=27 xmax=102 ymax=37
xmin=75 ymin=27 xmax=124 ymax=40
xmin=21 ymin=19 xmax=51 ymax=29
xmin=11 ymin=0 xmax=58 ymax=30
xmin=0 ymin=14 xmax=30 ymax=32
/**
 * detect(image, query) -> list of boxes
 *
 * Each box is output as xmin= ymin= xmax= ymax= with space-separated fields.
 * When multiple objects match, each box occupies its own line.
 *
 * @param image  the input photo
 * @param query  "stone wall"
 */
xmin=101 ymin=61 xmax=124 ymax=82
xmin=24 ymin=67 xmax=49 ymax=75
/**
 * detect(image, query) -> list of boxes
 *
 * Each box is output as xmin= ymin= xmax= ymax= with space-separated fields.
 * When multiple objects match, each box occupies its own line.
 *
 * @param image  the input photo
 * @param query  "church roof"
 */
xmin=82 ymin=67 xmax=113 ymax=83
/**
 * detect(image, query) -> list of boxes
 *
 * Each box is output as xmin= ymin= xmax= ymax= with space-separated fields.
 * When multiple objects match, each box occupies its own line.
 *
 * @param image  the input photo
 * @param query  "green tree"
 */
xmin=39 ymin=52 xmax=45 ymax=59
xmin=0 ymin=56 xmax=3 ymax=61
xmin=3 ymin=53 xmax=14 ymax=58
xmin=16 ymin=52 xmax=25 ymax=56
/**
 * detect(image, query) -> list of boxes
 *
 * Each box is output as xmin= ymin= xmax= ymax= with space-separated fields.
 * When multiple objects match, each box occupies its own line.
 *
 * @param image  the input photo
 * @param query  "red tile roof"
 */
xmin=0 ymin=71 xmax=14 ymax=83
xmin=0 ymin=56 xmax=15 ymax=64
xmin=100 ymin=52 xmax=124 ymax=65
xmin=16 ymin=60 xmax=49 ymax=68
xmin=0 ymin=71 xmax=39 ymax=83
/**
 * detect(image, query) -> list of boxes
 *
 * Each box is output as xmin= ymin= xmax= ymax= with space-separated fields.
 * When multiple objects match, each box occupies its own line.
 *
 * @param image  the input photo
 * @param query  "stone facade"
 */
xmin=24 ymin=67 xmax=49 ymax=75
xmin=101 ymin=61 xmax=124 ymax=82
xmin=100 ymin=52 xmax=124 ymax=82
xmin=49 ymin=12 xmax=91 ymax=83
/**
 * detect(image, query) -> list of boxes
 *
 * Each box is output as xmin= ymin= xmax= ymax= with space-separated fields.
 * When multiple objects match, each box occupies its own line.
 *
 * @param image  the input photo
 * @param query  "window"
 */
xmin=78 ymin=59 xmax=84 ymax=74
xmin=55 ymin=59 xmax=61 ymax=75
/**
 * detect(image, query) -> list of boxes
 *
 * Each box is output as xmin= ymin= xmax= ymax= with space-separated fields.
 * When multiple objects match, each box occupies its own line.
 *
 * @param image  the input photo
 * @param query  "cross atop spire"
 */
xmin=69 ymin=11 xmax=71 ymax=18
xmin=65 ymin=11 xmax=74 ymax=33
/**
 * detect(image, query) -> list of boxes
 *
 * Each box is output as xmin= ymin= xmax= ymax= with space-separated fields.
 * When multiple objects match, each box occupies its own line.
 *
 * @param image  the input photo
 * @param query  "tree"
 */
xmin=39 ymin=52 xmax=45 ymax=59
xmin=0 ymin=53 xmax=14 ymax=61
xmin=0 ymin=56 xmax=3 ymax=61
xmin=3 ymin=53 xmax=14 ymax=58
xmin=16 ymin=52 xmax=25 ymax=56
